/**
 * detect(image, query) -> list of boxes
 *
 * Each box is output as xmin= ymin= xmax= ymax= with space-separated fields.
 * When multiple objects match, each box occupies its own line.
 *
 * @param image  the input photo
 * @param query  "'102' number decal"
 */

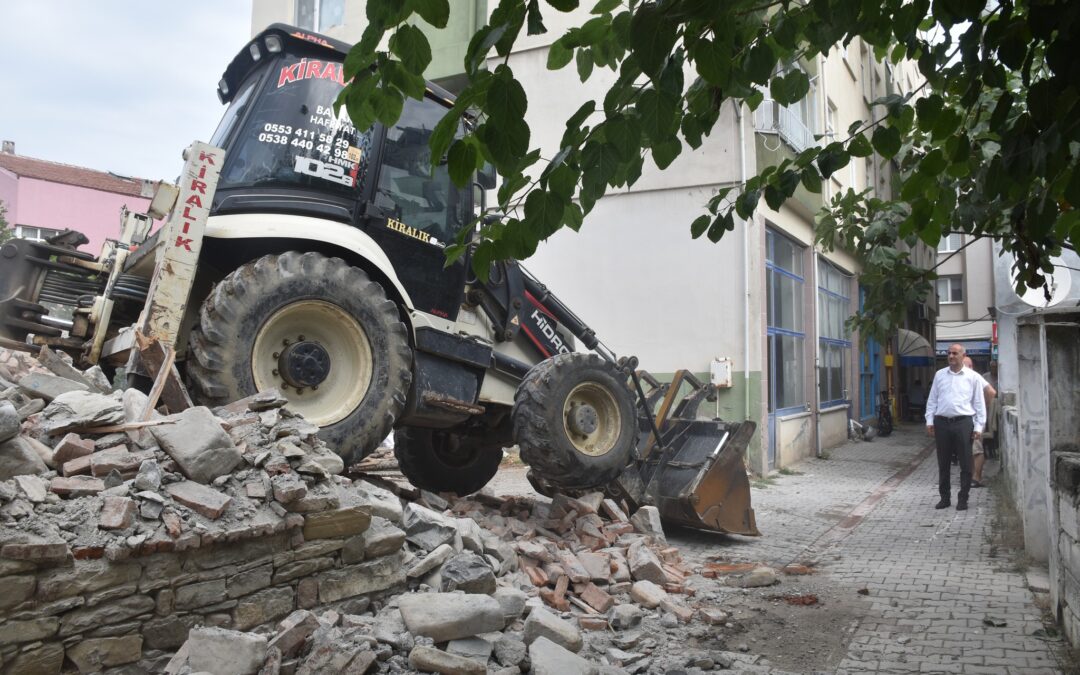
xmin=294 ymin=156 xmax=354 ymax=188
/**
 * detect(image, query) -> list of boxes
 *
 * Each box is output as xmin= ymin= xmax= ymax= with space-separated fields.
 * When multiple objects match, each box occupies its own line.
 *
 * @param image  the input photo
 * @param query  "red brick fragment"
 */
xmin=1 ymin=540 xmax=71 ymax=562
xmin=50 ymin=476 xmax=105 ymax=497
xmin=579 ymin=616 xmax=610 ymax=631
xmin=580 ymin=582 xmax=615 ymax=613
xmin=52 ymin=433 xmax=94 ymax=466
xmin=162 ymin=510 xmax=183 ymax=538
xmin=62 ymin=454 xmax=94 ymax=477
xmin=72 ymin=545 xmax=106 ymax=560
xmin=90 ymin=447 xmax=142 ymax=477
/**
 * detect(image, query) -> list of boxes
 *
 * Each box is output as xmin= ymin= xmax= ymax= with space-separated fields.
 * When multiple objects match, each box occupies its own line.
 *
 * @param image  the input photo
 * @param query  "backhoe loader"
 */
xmin=0 ymin=24 xmax=758 ymax=535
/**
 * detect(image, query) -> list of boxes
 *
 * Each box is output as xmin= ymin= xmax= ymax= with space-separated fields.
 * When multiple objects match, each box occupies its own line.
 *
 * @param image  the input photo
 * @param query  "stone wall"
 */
xmin=0 ymin=491 xmax=406 ymax=674
xmin=1052 ymin=452 xmax=1080 ymax=649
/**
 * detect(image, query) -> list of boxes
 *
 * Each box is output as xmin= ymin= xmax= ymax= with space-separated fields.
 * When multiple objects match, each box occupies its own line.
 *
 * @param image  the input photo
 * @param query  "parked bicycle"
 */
xmin=877 ymin=390 xmax=894 ymax=437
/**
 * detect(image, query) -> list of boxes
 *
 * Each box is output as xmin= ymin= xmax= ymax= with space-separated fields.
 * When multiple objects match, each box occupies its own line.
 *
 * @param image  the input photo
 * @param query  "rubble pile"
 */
xmin=0 ymin=348 xmax=781 ymax=674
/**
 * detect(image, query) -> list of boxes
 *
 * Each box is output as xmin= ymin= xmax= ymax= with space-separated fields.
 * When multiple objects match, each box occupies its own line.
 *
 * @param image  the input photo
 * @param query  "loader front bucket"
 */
xmin=642 ymin=419 xmax=760 ymax=536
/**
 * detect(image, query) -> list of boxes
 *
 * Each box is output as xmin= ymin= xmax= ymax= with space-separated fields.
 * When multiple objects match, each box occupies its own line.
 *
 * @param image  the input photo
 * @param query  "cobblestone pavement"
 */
xmin=491 ymin=424 xmax=1071 ymax=673
xmin=670 ymin=425 xmax=1069 ymax=674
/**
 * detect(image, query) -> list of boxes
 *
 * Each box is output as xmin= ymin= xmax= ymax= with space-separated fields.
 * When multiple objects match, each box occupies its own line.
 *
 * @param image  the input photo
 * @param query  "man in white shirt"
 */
xmin=925 ymin=344 xmax=987 ymax=511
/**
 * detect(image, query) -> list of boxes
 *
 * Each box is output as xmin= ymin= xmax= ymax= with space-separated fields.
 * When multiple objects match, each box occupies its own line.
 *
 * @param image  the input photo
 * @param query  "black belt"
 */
xmin=935 ymin=415 xmax=971 ymax=423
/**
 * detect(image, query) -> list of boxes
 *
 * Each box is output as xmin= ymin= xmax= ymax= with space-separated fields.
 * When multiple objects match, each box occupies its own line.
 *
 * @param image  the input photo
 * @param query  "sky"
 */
xmin=0 ymin=2 xmax=254 ymax=182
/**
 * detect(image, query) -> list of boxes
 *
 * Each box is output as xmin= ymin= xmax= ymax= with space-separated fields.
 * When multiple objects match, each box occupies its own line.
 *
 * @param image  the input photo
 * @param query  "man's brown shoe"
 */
xmin=935 ymin=499 xmax=951 ymax=509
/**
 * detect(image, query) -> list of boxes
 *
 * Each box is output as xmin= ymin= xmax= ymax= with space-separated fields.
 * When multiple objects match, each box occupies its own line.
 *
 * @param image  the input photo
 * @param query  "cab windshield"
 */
xmin=217 ymin=54 xmax=372 ymax=199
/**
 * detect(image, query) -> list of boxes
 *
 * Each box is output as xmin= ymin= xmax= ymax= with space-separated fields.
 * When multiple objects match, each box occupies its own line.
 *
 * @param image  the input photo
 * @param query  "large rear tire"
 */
xmin=512 ymin=353 xmax=638 ymax=490
xmin=394 ymin=427 xmax=504 ymax=496
xmin=186 ymin=252 xmax=412 ymax=463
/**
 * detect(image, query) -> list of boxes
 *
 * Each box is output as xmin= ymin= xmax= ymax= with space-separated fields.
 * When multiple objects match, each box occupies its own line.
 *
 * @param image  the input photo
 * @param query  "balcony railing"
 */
xmin=754 ymin=99 xmax=816 ymax=153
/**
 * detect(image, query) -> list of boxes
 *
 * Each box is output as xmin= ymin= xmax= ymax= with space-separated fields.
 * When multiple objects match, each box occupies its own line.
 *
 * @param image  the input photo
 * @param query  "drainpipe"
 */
xmin=734 ymin=99 xmax=752 ymax=424
xmin=813 ymin=246 xmax=824 ymax=458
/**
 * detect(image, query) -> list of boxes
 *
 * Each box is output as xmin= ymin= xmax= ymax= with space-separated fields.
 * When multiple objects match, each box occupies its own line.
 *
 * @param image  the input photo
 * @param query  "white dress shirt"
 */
xmin=924 ymin=366 xmax=987 ymax=432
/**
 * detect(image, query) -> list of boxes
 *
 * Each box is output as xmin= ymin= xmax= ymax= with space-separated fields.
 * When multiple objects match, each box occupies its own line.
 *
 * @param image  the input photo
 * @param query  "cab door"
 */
xmin=360 ymin=94 xmax=471 ymax=320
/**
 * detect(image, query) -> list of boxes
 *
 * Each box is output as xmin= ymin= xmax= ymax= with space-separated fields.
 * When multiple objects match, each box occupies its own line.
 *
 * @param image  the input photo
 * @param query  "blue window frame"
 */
xmin=766 ymin=229 xmax=806 ymax=413
xmin=817 ymin=259 xmax=852 ymax=407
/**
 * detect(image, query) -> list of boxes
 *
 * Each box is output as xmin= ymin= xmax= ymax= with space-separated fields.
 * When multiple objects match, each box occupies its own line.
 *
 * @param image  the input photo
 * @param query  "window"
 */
xmin=766 ymin=229 xmax=806 ymax=412
xmin=295 ymin=0 xmax=344 ymax=32
xmin=373 ymin=96 xmax=470 ymax=246
xmin=15 ymin=225 xmax=61 ymax=241
xmin=936 ymin=276 xmax=964 ymax=304
xmin=825 ymin=99 xmax=837 ymax=140
xmin=818 ymin=260 xmax=851 ymax=405
xmin=937 ymin=233 xmax=962 ymax=253
xmin=860 ymin=43 xmax=874 ymax=102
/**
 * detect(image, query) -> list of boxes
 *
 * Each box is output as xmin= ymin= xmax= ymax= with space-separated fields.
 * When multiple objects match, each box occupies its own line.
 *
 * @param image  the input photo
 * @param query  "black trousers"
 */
xmin=935 ymin=415 xmax=973 ymax=501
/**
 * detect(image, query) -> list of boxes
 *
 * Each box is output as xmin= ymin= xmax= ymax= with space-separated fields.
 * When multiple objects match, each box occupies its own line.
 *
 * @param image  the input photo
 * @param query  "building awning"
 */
xmin=937 ymin=320 xmax=994 ymax=342
xmin=936 ymin=340 xmax=992 ymax=356
xmin=897 ymin=328 xmax=933 ymax=357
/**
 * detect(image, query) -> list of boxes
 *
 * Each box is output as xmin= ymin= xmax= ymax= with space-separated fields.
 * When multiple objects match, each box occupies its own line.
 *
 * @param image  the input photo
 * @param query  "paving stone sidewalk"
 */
xmin=671 ymin=425 xmax=1068 ymax=675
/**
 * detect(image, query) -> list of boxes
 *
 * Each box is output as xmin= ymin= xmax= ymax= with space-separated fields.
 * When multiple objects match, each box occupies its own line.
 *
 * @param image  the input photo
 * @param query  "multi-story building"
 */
xmin=0 ymin=141 xmax=155 ymax=255
xmin=249 ymin=0 xmax=931 ymax=473
xmin=933 ymin=234 xmax=996 ymax=373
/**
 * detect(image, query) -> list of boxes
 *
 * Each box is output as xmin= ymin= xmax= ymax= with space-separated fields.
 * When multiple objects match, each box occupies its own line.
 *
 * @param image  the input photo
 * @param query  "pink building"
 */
xmin=0 ymin=141 xmax=156 ymax=255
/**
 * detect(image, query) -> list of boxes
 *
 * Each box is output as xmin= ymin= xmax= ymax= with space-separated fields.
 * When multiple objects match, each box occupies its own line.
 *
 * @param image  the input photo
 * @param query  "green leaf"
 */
xmin=524 ymin=189 xmax=565 ymax=238
xmin=447 ymin=139 xmax=479 ymax=187
xmin=564 ymin=202 xmax=584 ymax=231
xmin=735 ymin=189 xmax=761 ymax=219
xmin=930 ymin=108 xmax=961 ymax=140
xmin=707 ymin=212 xmax=734 ymax=242
xmin=465 ymin=24 xmax=508 ymax=75
xmin=653 ymin=138 xmax=682 ymax=169
xmin=343 ymin=43 xmax=377 ymax=81
xmin=548 ymin=40 xmax=574 ymax=69
xmin=690 ymin=214 xmax=710 ymax=238
xmin=546 ymin=0 xmax=579 ymax=10
xmin=872 ymin=126 xmax=902 ymax=158
xmin=692 ymin=38 xmax=731 ymax=88
xmin=486 ymin=69 xmax=528 ymax=125
xmin=429 ymin=107 xmax=464 ymax=163
xmin=744 ymin=43 xmax=776 ymax=85
xmin=770 ymin=69 xmax=810 ymax=105
xmin=629 ymin=4 xmax=677 ymax=77
xmin=410 ymin=0 xmax=450 ymax=28
xmin=592 ymin=0 xmax=620 ymax=13
xmin=389 ymin=24 xmax=432 ymax=74
xmin=915 ymin=94 xmax=943 ymax=132
xmin=367 ymin=0 xmax=410 ymax=24
xmin=526 ymin=0 xmax=547 ymax=34
xmin=383 ymin=60 xmax=427 ymax=99
xmin=637 ymin=88 xmax=679 ymax=143
xmin=370 ymin=87 xmax=405 ymax=127
xmin=848 ymin=134 xmax=873 ymax=157
xmin=576 ymin=48 xmax=594 ymax=81
xmin=1065 ymin=167 xmax=1080 ymax=209
xmin=801 ymin=167 xmax=823 ymax=193
xmin=764 ymin=184 xmax=785 ymax=210
xmin=817 ymin=144 xmax=850 ymax=179
xmin=921 ymin=148 xmax=948 ymax=175
xmin=547 ymin=163 xmax=579 ymax=199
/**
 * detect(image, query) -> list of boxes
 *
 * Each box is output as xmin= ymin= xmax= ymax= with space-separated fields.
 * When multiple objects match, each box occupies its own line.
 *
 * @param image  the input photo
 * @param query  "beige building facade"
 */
xmin=249 ymin=0 xmax=928 ymax=473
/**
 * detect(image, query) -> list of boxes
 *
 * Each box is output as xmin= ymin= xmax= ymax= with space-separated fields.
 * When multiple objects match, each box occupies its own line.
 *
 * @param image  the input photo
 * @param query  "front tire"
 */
xmin=186 ymin=252 xmax=412 ymax=463
xmin=394 ymin=427 xmax=504 ymax=495
xmin=512 ymin=353 xmax=639 ymax=491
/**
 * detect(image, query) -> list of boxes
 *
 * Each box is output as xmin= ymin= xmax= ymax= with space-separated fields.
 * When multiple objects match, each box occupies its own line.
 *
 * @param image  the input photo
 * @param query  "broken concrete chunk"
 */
xmin=151 ymin=406 xmax=242 ymax=483
xmin=447 ymin=636 xmax=494 ymax=662
xmin=271 ymin=473 xmax=308 ymax=504
xmin=627 ymin=540 xmax=666 ymax=585
xmin=18 ymin=372 xmax=89 ymax=401
xmin=523 ymin=606 xmax=584 ymax=653
xmin=493 ymin=587 xmax=528 ymax=621
xmin=398 ymin=592 xmax=504 ymax=642
xmin=0 ymin=401 xmax=19 ymax=442
xmin=40 ymin=390 xmax=125 ymax=434
xmin=302 ymin=506 xmax=371 ymax=540
xmin=133 ymin=459 xmax=163 ymax=491
xmin=91 ymin=447 xmax=142 ymax=477
xmin=403 ymin=503 xmax=458 ymax=551
xmin=165 ymin=480 xmax=233 ymax=520
xmin=629 ymin=580 xmax=668 ymax=609
xmin=14 ymin=474 xmax=47 ymax=503
xmin=66 ymin=635 xmax=143 ymax=671
xmin=629 ymin=506 xmax=665 ymax=542
xmin=728 ymin=566 xmax=779 ymax=588
xmin=0 ymin=436 xmax=49 ymax=480
xmin=408 ymin=543 xmax=455 ymax=578
xmin=408 ymin=645 xmax=487 ymax=675
xmin=454 ymin=517 xmax=485 ymax=553
xmin=353 ymin=481 xmax=403 ymax=524
xmin=528 ymin=636 xmax=598 ymax=675
xmin=609 ymin=604 xmax=644 ymax=630
xmin=185 ymin=626 xmax=268 ymax=675
xmin=440 ymin=552 xmax=497 ymax=594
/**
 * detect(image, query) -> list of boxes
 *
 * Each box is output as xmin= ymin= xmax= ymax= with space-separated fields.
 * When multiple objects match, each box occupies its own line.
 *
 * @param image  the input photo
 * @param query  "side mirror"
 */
xmin=477 ymin=162 xmax=496 ymax=189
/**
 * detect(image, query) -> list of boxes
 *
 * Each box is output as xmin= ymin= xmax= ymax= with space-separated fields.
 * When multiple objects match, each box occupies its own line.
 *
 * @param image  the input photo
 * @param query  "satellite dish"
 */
xmin=1012 ymin=257 xmax=1072 ymax=308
